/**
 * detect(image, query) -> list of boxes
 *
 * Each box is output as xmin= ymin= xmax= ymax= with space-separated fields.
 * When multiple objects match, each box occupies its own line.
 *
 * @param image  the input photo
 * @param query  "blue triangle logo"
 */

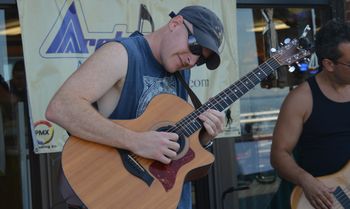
xmin=46 ymin=2 xmax=88 ymax=54
xmin=39 ymin=0 xmax=128 ymax=59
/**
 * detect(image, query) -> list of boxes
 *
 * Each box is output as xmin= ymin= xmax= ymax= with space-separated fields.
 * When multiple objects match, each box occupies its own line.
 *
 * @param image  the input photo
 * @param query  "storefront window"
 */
xmin=0 ymin=4 xmax=34 ymax=209
xmin=235 ymin=6 xmax=330 ymax=209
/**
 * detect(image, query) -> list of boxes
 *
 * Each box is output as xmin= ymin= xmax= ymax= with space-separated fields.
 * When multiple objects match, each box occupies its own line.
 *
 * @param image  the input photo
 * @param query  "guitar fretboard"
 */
xmin=334 ymin=186 xmax=350 ymax=208
xmin=169 ymin=57 xmax=282 ymax=137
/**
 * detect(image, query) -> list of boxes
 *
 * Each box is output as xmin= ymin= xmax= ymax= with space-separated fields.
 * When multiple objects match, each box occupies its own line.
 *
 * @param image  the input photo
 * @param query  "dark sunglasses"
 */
xmin=335 ymin=61 xmax=350 ymax=68
xmin=182 ymin=22 xmax=206 ymax=66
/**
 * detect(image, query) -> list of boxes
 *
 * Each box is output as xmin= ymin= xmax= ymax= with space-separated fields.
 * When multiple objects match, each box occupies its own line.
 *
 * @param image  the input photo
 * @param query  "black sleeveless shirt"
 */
xmin=296 ymin=76 xmax=350 ymax=177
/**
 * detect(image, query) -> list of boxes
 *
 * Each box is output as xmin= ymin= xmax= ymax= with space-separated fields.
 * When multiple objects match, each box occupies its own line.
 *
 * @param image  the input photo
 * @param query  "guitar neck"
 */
xmin=174 ymin=57 xmax=282 ymax=137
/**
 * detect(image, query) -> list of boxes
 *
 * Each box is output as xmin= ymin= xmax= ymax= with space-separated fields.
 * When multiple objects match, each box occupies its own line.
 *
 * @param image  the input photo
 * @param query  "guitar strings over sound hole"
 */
xmin=157 ymin=125 xmax=186 ymax=154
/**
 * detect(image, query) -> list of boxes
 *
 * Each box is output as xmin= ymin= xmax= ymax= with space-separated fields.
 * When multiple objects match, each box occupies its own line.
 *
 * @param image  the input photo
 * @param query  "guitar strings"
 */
xmin=166 ymin=55 xmax=283 ymax=136
xmin=169 ymin=59 xmax=280 ymax=136
xmin=168 ymin=42 xmax=309 ymax=135
xmin=332 ymin=184 xmax=350 ymax=209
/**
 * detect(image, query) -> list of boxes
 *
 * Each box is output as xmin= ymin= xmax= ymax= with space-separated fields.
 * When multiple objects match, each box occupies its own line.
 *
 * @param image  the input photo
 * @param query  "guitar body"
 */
xmin=290 ymin=161 xmax=350 ymax=209
xmin=62 ymin=94 xmax=214 ymax=209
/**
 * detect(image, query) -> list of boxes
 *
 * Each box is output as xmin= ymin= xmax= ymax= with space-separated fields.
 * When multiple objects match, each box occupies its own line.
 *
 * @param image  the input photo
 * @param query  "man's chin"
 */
xmin=164 ymin=65 xmax=178 ymax=73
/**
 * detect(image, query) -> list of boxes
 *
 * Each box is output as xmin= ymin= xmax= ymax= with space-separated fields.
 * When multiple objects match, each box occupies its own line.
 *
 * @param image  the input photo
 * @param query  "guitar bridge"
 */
xmin=117 ymin=149 xmax=154 ymax=186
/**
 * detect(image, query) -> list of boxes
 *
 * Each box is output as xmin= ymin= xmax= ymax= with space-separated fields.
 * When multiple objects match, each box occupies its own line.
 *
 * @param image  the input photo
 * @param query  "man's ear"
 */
xmin=168 ymin=15 xmax=184 ymax=30
xmin=322 ymin=58 xmax=335 ymax=72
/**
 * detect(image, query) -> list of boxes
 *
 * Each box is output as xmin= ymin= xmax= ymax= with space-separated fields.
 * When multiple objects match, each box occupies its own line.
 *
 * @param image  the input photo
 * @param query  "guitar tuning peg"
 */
xmin=288 ymin=66 xmax=296 ymax=72
xmin=284 ymin=38 xmax=291 ymax=44
xmin=304 ymin=58 xmax=310 ymax=62
xmin=300 ymin=63 xmax=308 ymax=72
xmin=270 ymin=48 xmax=277 ymax=53
xmin=300 ymin=25 xmax=311 ymax=38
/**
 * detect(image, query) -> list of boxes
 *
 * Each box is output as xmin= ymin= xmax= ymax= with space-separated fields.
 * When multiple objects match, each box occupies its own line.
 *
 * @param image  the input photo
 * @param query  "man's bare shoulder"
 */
xmin=288 ymin=81 xmax=311 ymax=99
xmin=84 ymin=41 xmax=128 ymax=79
xmin=95 ymin=41 xmax=127 ymax=59
xmin=282 ymin=80 xmax=312 ymax=121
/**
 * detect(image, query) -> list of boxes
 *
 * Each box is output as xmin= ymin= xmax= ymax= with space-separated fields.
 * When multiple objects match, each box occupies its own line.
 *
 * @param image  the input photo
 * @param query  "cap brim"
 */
xmin=193 ymin=27 xmax=221 ymax=70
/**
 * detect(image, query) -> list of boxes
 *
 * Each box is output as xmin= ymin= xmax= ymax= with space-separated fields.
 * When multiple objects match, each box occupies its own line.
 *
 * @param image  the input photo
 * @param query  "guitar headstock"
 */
xmin=273 ymin=38 xmax=312 ymax=66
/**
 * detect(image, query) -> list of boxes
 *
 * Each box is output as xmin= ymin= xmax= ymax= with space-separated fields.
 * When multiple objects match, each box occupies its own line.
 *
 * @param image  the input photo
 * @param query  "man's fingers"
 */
xmin=168 ymin=141 xmax=180 ymax=152
xmin=202 ymin=121 xmax=215 ymax=135
xmin=163 ymin=149 xmax=177 ymax=159
xmin=199 ymin=109 xmax=224 ymax=134
xmin=163 ymin=132 xmax=179 ymax=141
xmin=315 ymin=197 xmax=329 ymax=209
xmin=321 ymin=192 xmax=333 ymax=208
xmin=159 ymin=155 xmax=171 ymax=164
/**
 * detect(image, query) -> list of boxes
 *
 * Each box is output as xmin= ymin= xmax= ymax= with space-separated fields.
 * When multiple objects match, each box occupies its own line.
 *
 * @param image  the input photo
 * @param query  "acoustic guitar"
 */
xmin=62 ymin=38 xmax=310 ymax=209
xmin=291 ymin=161 xmax=350 ymax=209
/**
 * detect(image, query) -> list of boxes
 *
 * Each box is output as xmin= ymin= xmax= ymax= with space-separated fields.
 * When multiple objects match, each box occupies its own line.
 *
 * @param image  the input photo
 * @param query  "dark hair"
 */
xmin=315 ymin=19 xmax=350 ymax=66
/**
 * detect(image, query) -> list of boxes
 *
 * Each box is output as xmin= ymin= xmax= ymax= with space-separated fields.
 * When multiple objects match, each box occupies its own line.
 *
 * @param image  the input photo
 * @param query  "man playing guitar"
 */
xmin=46 ymin=5 xmax=225 ymax=209
xmin=270 ymin=19 xmax=350 ymax=209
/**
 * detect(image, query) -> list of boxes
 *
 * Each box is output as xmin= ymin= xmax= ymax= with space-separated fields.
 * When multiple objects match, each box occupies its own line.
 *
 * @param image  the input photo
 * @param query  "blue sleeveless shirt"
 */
xmin=107 ymin=31 xmax=190 ymax=120
xmin=106 ymin=31 xmax=192 ymax=209
xmin=296 ymin=76 xmax=350 ymax=176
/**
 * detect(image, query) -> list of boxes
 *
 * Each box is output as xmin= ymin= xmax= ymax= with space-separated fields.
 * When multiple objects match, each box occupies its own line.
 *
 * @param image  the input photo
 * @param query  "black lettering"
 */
xmin=190 ymin=79 xmax=209 ymax=88
xmin=35 ymin=130 xmax=50 ymax=135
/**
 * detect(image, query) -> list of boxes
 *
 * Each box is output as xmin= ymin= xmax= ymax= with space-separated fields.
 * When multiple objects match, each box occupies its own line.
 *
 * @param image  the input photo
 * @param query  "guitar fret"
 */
xmin=182 ymin=114 xmax=199 ymax=134
xmin=193 ymin=120 xmax=201 ymax=130
xmin=264 ymin=60 xmax=274 ymax=70
xmin=233 ymin=84 xmax=244 ymax=95
xmin=188 ymin=120 xmax=197 ymax=132
xmin=238 ymin=80 xmax=249 ymax=91
xmin=226 ymin=87 xmax=239 ymax=100
xmin=243 ymin=76 xmax=256 ymax=89
xmin=222 ymin=92 xmax=231 ymax=106
xmin=186 ymin=126 xmax=195 ymax=135
xmin=266 ymin=58 xmax=280 ymax=74
xmin=334 ymin=186 xmax=350 ymax=208
xmin=245 ymin=75 xmax=255 ymax=85
xmin=206 ymin=102 xmax=214 ymax=108
xmin=221 ymin=94 xmax=230 ymax=106
xmin=258 ymin=65 xmax=268 ymax=76
xmin=183 ymin=126 xmax=191 ymax=136
xmin=215 ymin=105 xmax=224 ymax=112
xmin=183 ymin=120 xmax=201 ymax=137
xmin=185 ymin=120 xmax=194 ymax=132
xmin=223 ymin=99 xmax=230 ymax=106
xmin=255 ymin=69 xmax=266 ymax=80
xmin=222 ymin=90 xmax=234 ymax=105
xmin=251 ymin=71 xmax=262 ymax=81
xmin=215 ymin=99 xmax=225 ymax=111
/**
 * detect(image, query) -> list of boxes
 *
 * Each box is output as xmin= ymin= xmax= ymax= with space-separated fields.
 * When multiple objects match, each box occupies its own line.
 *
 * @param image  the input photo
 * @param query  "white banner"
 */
xmin=17 ymin=0 xmax=239 ymax=153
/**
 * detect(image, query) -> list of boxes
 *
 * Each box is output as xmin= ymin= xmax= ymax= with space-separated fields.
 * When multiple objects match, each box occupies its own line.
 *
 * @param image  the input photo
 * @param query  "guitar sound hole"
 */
xmin=157 ymin=125 xmax=185 ymax=154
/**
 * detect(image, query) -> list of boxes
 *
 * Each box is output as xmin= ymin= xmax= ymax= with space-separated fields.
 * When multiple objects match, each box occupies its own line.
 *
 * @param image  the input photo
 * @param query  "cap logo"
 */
xmin=214 ymin=25 xmax=223 ymax=44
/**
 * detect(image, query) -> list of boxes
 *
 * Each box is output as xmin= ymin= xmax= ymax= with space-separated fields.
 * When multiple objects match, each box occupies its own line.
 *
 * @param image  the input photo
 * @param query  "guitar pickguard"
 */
xmin=149 ymin=148 xmax=195 ymax=191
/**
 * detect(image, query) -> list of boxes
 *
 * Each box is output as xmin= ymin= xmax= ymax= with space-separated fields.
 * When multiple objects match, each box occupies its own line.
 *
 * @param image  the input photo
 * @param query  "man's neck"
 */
xmin=144 ymin=28 xmax=164 ymax=65
xmin=317 ymin=71 xmax=350 ymax=101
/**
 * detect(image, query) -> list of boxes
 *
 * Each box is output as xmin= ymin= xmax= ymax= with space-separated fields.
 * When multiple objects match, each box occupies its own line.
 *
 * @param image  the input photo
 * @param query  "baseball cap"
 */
xmin=171 ymin=5 xmax=224 ymax=70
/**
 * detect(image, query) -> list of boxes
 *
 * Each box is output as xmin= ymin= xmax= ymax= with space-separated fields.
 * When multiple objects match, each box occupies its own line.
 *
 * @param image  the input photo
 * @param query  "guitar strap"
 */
xmin=175 ymin=71 xmax=202 ymax=109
